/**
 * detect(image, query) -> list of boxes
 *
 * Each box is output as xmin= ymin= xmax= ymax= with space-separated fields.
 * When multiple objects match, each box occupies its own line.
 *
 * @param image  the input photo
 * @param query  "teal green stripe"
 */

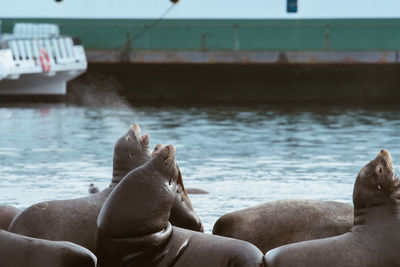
xmin=2 ymin=18 xmax=400 ymax=51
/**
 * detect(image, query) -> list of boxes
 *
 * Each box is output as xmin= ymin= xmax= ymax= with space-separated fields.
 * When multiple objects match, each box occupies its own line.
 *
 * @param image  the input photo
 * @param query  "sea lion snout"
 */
xmin=164 ymin=145 xmax=176 ymax=163
xmin=130 ymin=123 xmax=140 ymax=133
xmin=374 ymin=149 xmax=394 ymax=176
xmin=377 ymin=149 xmax=393 ymax=168
xmin=160 ymin=145 xmax=176 ymax=166
xmin=354 ymin=150 xmax=399 ymax=208
xmin=152 ymin=144 xmax=176 ymax=165
xmin=112 ymin=124 xmax=152 ymax=182
xmin=125 ymin=124 xmax=140 ymax=141
xmin=128 ymin=123 xmax=150 ymax=148
xmin=119 ymin=123 xmax=150 ymax=157
xmin=127 ymin=123 xmax=143 ymax=149
xmin=152 ymin=144 xmax=164 ymax=156
xmin=152 ymin=144 xmax=179 ymax=179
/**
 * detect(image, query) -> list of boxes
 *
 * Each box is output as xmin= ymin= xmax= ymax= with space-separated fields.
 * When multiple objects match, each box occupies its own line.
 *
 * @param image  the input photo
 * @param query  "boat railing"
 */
xmin=0 ymin=35 xmax=87 ymax=79
xmin=13 ymin=23 xmax=59 ymax=39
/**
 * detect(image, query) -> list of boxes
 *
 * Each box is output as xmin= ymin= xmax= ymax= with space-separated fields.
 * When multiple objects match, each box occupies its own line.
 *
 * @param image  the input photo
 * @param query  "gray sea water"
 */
xmin=1 ymin=103 xmax=400 ymax=233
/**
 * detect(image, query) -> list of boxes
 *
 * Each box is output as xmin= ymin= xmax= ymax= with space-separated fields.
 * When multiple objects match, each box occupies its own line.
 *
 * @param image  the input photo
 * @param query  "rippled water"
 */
xmin=1 ymin=103 xmax=400 ymax=233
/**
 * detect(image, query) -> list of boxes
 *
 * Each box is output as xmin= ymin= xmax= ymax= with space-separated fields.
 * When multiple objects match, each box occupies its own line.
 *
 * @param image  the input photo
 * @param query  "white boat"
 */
xmin=0 ymin=22 xmax=87 ymax=99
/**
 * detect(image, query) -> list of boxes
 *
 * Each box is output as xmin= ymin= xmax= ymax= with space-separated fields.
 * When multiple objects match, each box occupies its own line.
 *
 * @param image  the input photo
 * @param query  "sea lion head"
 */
xmin=152 ymin=144 xmax=204 ymax=232
xmin=353 ymin=149 xmax=400 ymax=210
xmin=151 ymin=144 xmax=179 ymax=181
xmin=112 ymin=123 xmax=151 ymax=184
xmin=97 ymin=144 xmax=179 ymax=240
xmin=88 ymin=183 xmax=100 ymax=194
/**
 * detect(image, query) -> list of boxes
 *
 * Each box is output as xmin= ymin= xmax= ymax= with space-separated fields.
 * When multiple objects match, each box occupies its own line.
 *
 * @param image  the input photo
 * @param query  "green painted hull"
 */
xmin=2 ymin=18 xmax=400 ymax=52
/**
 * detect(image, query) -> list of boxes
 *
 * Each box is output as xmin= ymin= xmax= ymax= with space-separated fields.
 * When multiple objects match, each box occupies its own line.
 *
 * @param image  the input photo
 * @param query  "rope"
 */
xmin=89 ymin=3 xmax=178 ymax=60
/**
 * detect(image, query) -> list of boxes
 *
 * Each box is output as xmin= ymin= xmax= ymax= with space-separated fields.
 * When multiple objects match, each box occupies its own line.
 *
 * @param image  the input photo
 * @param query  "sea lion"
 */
xmin=266 ymin=149 xmax=400 ymax=267
xmin=151 ymin=143 xmax=203 ymax=232
xmin=9 ymin=124 xmax=203 ymax=254
xmin=0 ymin=229 xmax=96 ymax=267
xmin=213 ymin=199 xmax=353 ymax=253
xmin=9 ymin=123 xmax=151 ymax=253
xmin=0 ymin=205 xmax=20 ymax=230
xmin=96 ymin=144 xmax=266 ymax=267
xmin=186 ymin=188 xmax=209 ymax=194
xmin=88 ymin=183 xmax=100 ymax=194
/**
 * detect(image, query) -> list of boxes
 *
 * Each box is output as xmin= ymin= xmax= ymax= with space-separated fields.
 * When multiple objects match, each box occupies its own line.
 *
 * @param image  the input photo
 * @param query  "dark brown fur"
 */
xmin=0 ymin=229 xmax=96 ymax=267
xmin=266 ymin=149 xmax=400 ymax=267
xmin=213 ymin=199 xmax=353 ymax=253
xmin=0 ymin=205 xmax=20 ymax=230
xmin=96 ymin=145 xmax=266 ymax=267
xmin=9 ymin=124 xmax=151 ymax=253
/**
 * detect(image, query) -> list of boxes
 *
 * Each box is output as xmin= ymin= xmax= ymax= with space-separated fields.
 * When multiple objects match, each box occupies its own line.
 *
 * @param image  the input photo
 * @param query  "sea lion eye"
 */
xmin=379 ymin=166 xmax=383 ymax=173
xmin=125 ymin=136 xmax=131 ymax=142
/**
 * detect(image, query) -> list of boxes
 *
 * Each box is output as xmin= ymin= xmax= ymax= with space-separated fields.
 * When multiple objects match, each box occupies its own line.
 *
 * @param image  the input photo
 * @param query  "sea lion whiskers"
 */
xmin=152 ymin=145 xmax=177 ymax=168
xmin=164 ymin=146 xmax=176 ymax=166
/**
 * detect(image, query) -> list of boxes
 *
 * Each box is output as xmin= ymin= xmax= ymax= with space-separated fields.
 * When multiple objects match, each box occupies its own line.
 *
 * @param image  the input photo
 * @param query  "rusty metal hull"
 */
xmin=87 ymin=50 xmax=400 ymax=64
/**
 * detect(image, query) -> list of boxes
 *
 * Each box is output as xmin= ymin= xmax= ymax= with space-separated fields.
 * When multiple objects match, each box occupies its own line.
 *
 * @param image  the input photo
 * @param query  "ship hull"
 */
xmin=2 ymin=18 xmax=400 ymax=64
xmin=0 ymin=70 xmax=84 ymax=97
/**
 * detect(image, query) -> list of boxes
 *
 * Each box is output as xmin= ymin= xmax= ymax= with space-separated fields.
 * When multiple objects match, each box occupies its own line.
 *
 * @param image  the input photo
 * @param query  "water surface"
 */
xmin=1 ymin=103 xmax=399 ymax=233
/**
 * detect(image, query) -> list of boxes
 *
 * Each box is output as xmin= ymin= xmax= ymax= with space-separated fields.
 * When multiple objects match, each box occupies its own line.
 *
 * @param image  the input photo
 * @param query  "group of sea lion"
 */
xmin=0 ymin=123 xmax=399 ymax=267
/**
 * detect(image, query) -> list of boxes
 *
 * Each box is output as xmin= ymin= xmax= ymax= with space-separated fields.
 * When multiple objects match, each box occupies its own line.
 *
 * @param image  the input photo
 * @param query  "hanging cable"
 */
xmin=89 ymin=2 xmax=178 ymax=61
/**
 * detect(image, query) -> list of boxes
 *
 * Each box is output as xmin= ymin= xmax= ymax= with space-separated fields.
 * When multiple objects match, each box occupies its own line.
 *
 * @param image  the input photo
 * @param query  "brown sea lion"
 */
xmin=151 ymin=143 xmax=203 ymax=232
xmin=213 ymin=199 xmax=353 ymax=253
xmin=88 ymin=183 xmax=99 ymax=194
xmin=266 ymin=149 xmax=400 ymax=267
xmin=9 ymin=123 xmax=151 ymax=253
xmin=0 ymin=205 xmax=20 ymax=230
xmin=186 ymin=188 xmax=209 ymax=194
xmin=9 ymin=124 xmax=203 ymax=254
xmin=0 ymin=229 xmax=96 ymax=267
xmin=96 ymin=145 xmax=266 ymax=267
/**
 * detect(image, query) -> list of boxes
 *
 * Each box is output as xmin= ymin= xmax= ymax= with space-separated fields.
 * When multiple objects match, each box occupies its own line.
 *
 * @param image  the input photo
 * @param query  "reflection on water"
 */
xmin=1 ymin=103 xmax=400 ymax=233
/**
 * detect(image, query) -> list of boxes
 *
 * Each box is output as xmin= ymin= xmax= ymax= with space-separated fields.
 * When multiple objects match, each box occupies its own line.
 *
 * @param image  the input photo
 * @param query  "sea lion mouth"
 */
xmin=377 ymin=149 xmax=393 ymax=172
xmin=130 ymin=123 xmax=141 ymax=132
xmin=128 ymin=123 xmax=143 ymax=151
xmin=141 ymin=133 xmax=150 ymax=145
